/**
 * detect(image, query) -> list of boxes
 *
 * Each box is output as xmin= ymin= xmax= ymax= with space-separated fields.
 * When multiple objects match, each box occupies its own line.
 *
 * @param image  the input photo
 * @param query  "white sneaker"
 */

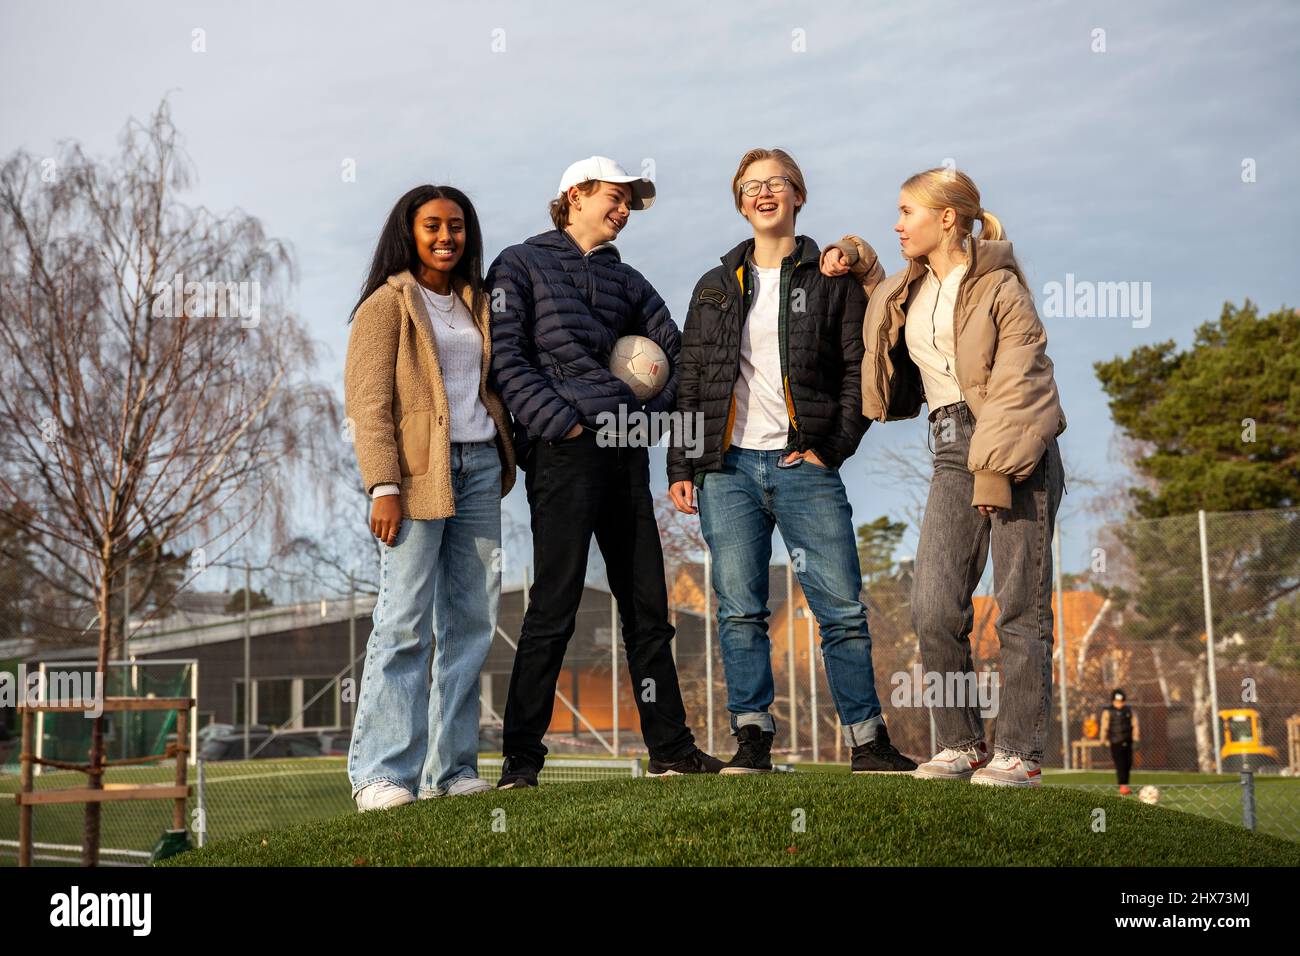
xmin=355 ymin=780 xmax=415 ymax=812
xmin=420 ymin=776 xmax=493 ymax=798
xmin=913 ymin=741 xmax=991 ymax=781
xmin=971 ymin=751 xmax=1042 ymax=787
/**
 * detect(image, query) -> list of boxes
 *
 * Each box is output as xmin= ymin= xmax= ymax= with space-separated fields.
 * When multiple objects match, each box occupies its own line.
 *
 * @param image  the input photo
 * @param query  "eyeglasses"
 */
xmin=738 ymin=176 xmax=791 ymax=198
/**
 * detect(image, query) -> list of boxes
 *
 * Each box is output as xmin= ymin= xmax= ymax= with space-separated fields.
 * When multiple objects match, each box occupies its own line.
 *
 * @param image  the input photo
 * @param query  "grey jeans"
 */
xmin=911 ymin=402 xmax=1064 ymax=761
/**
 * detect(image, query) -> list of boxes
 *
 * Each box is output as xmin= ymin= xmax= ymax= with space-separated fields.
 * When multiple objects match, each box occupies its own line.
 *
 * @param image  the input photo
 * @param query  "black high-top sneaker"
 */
xmin=646 ymin=747 xmax=725 ymax=777
xmin=850 ymin=725 xmax=918 ymax=774
xmin=721 ymin=724 xmax=775 ymax=775
xmin=496 ymin=755 xmax=541 ymax=789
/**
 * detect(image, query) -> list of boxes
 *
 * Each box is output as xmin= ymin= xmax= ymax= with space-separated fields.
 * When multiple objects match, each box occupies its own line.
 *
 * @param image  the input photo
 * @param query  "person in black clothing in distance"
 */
xmin=1099 ymin=688 xmax=1140 ymax=794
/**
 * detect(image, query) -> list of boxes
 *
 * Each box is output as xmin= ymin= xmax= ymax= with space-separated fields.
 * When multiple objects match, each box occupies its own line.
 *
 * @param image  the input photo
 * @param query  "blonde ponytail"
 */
xmin=901 ymin=169 xmax=1028 ymax=293
xmin=976 ymin=208 xmax=1005 ymax=241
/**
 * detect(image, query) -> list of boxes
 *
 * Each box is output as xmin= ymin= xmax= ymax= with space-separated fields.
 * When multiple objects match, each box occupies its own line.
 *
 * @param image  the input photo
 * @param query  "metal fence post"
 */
xmin=243 ymin=562 xmax=251 ymax=760
xmin=1240 ymin=754 xmax=1256 ymax=832
xmin=1054 ymin=526 xmax=1070 ymax=768
xmin=704 ymin=549 xmax=714 ymax=755
xmin=1198 ymin=510 xmax=1224 ymax=774
xmin=347 ymin=572 xmax=357 ymax=727
xmin=787 ymin=559 xmax=798 ymax=756
xmin=611 ymin=593 xmax=619 ymax=756
xmin=196 ymin=756 xmax=207 ymax=848
xmin=807 ymin=616 xmax=818 ymax=763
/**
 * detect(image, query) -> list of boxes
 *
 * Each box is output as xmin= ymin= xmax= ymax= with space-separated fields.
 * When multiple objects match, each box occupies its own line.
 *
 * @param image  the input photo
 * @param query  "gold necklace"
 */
xmin=422 ymin=286 xmax=457 ymax=329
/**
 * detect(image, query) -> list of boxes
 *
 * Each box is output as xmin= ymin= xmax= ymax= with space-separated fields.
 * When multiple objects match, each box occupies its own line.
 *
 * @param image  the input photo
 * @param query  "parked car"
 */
xmin=317 ymin=728 xmax=352 ymax=756
xmin=199 ymin=730 xmax=324 ymax=761
xmin=197 ymin=722 xmax=270 ymax=745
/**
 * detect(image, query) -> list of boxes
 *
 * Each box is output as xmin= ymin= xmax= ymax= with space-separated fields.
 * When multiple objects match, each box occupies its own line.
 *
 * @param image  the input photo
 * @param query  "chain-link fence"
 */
xmin=0 ymin=755 xmax=643 ymax=865
xmin=6 ymin=756 xmax=1292 ymax=865
xmin=3 ymin=507 xmax=1297 ymax=863
xmin=665 ymin=508 xmax=1300 ymax=775
xmin=1048 ymin=776 xmax=1300 ymax=843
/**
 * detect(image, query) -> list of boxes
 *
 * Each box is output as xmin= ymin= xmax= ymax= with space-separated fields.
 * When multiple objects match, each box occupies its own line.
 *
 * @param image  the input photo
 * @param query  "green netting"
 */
xmin=0 ymin=659 xmax=17 ymax=773
xmin=36 ymin=662 xmax=193 ymax=765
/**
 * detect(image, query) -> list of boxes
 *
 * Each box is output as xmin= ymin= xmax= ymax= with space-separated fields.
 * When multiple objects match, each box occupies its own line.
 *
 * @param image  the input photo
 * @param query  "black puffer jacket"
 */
xmin=668 ymin=236 xmax=869 ymax=485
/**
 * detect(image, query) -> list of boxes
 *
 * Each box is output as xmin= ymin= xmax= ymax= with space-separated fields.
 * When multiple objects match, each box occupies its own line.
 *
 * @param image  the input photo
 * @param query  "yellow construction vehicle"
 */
xmin=1218 ymin=708 xmax=1279 ymax=772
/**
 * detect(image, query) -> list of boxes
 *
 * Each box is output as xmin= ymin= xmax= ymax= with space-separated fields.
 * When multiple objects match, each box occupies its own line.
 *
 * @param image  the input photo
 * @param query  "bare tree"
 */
xmin=271 ymin=441 xmax=383 ymax=600
xmin=0 ymin=101 xmax=336 ymax=864
xmin=867 ymin=430 xmax=1102 ymax=535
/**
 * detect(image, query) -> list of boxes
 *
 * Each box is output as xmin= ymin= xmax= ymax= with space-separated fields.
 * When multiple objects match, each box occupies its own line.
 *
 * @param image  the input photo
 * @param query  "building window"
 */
xmin=233 ymin=677 xmax=339 ymax=729
xmin=301 ymin=678 xmax=338 ymax=729
xmin=257 ymin=679 xmax=293 ymax=728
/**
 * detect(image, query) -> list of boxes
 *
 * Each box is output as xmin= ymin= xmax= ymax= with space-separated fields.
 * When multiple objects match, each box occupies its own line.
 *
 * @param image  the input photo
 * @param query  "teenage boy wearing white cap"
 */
xmin=487 ymin=157 xmax=723 ymax=787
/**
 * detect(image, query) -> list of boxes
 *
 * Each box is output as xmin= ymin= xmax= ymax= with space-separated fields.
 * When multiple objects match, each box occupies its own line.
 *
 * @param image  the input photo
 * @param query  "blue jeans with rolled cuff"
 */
xmin=697 ymin=445 xmax=886 ymax=746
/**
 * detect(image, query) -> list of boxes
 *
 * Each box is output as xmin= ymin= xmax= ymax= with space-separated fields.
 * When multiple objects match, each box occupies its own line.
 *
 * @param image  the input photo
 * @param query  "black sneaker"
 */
xmin=850 ymin=726 xmax=918 ymax=774
xmin=496 ymin=755 xmax=541 ymax=789
xmin=721 ymin=724 xmax=775 ymax=775
xmin=646 ymin=747 xmax=725 ymax=777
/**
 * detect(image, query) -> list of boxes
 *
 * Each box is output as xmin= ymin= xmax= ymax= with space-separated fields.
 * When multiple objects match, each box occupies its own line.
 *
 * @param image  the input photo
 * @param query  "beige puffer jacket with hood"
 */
xmin=829 ymin=234 xmax=1066 ymax=509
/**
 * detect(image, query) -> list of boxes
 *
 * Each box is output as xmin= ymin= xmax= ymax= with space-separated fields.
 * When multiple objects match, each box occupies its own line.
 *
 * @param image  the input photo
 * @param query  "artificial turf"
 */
xmin=158 ymin=772 xmax=1300 ymax=867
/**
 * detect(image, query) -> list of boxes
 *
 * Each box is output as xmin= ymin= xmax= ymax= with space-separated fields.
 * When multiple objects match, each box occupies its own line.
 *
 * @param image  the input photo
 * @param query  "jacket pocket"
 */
xmin=396 ymin=409 xmax=432 ymax=478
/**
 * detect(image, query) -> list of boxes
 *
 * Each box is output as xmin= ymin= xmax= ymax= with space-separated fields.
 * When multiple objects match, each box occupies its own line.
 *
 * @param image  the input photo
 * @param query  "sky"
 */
xmin=2 ymin=0 xmax=1297 ymax=589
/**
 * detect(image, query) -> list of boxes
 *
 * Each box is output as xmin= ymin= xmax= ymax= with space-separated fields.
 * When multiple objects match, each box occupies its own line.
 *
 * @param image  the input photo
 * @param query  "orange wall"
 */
xmin=547 ymin=668 xmax=643 ymax=734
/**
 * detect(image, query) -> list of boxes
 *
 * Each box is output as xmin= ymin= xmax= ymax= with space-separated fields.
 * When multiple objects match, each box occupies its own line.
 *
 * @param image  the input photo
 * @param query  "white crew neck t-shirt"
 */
xmin=417 ymin=284 xmax=496 ymax=444
xmin=730 ymin=264 xmax=790 ymax=450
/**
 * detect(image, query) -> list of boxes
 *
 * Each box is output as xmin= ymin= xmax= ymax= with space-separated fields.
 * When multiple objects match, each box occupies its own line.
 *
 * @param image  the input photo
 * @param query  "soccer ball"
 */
xmin=609 ymin=335 xmax=669 ymax=401
xmin=1138 ymin=785 xmax=1160 ymax=805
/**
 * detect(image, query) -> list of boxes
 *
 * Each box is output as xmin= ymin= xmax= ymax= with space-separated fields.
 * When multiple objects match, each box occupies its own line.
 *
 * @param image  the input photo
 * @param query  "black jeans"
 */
xmin=1110 ymin=740 xmax=1133 ymax=785
xmin=502 ymin=428 xmax=696 ymax=766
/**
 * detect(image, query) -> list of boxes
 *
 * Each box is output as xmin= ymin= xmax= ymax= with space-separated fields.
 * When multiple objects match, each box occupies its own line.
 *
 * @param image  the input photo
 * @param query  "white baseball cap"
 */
xmin=556 ymin=156 xmax=656 ymax=210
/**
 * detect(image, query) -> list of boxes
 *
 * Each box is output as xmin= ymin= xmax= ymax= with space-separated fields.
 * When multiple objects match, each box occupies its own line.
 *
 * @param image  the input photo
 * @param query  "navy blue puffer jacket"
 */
xmin=487 ymin=228 xmax=680 ymax=460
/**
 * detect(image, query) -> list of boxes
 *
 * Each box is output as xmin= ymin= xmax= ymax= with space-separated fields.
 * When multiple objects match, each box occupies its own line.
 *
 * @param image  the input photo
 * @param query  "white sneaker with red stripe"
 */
xmin=970 ymin=751 xmax=1042 ymax=787
xmin=913 ymin=741 xmax=990 ymax=781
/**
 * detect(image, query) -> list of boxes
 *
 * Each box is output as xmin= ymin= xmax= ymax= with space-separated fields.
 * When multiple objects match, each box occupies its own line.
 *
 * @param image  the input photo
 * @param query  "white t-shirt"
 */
xmin=904 ymin=262 xmax=967 ymax=409
xmin=730 ymin=264 xmax=790 ymax=450
xmin=371 ymin=284 xmax=496 ymax=500
xmin=419 ymin=285 xmax=497 ymax=444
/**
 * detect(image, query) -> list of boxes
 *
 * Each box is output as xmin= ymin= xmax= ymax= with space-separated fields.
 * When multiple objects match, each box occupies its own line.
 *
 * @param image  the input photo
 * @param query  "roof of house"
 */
xmin=969 ymin=589 xmax=1115 ymax=664
xmin=668 ymin=561 xmax=799 ymax=616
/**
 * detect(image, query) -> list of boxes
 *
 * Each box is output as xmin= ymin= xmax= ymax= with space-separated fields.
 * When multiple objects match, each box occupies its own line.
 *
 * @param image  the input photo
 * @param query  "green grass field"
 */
xmin=160 ymin=772 xmax=1300 ymax=867
xmin=5 ymin=757 xmax=1298 ymax=866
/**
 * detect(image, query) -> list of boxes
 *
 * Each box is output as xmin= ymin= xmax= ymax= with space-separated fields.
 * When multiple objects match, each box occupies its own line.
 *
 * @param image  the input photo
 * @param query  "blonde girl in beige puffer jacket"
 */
xmin=821 ymin=168 xmax=1067 ymax=785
